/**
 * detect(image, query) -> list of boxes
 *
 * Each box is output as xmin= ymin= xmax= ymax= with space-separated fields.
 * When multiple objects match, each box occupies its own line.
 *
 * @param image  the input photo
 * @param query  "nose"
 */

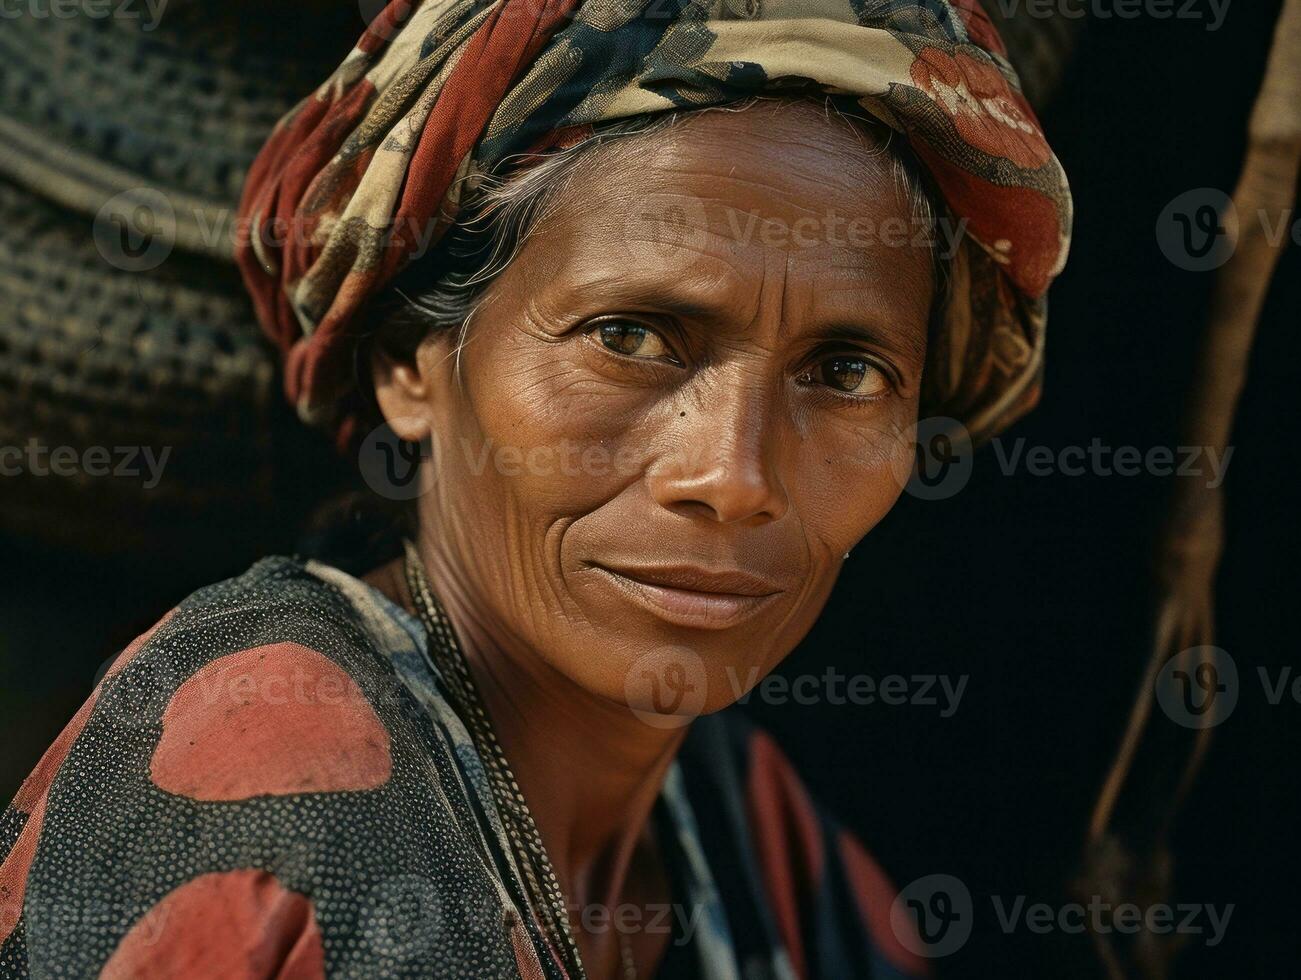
xmin=647 ymin=378 xmax=790 ymax=525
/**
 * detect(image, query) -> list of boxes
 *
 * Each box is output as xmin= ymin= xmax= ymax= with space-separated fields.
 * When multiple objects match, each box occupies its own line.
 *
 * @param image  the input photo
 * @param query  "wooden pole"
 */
xmin=1078 ymin=2 xmax=1301 ymax=976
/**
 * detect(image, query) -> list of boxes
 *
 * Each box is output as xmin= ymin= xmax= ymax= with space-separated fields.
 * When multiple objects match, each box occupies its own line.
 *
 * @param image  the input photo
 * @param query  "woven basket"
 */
xmin=0 ymin=2 xmax=359 ymax=566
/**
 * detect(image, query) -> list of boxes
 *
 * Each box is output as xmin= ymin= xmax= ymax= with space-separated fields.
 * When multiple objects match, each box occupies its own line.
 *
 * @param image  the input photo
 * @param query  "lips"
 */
xmin=587 ymin=561 xmax=783 ymax=630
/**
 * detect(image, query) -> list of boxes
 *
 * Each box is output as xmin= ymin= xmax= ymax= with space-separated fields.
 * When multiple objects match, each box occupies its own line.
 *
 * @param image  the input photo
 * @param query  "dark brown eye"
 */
xmin=824 ymin=357 xmax=866 ymax=391
xmin=593 ymin=320 xmax=670 ymax=359
xmin=812 ymin=355 xmax=888 ymax=396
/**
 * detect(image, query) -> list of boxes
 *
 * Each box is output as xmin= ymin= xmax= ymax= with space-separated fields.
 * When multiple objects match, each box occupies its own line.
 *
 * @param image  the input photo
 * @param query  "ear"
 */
xmin=371 ymin=339 xmax=447 ymax=442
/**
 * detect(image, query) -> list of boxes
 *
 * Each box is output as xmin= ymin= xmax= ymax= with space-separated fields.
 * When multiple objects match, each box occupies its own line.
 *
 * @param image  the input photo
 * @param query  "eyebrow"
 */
xmin=806 ymin=321 xmax=928 ymax=364
xmin=560 ymin=264 xmax=742 ymax=328
xmin=560 ymin=263 xmax=928 ymax=362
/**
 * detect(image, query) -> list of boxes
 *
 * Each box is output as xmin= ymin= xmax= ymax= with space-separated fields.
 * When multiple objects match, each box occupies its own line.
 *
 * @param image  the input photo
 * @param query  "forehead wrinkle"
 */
xmin=810 ymin=242 xmax=932 ymax=302
xmin=644 ymin=107 xmax=893 ymax=182
xmin=627 ymin=167 xmax=899 ymax=244
xmin=506 ymin=101 xmax=931 ymax=356
xmin=539 ymin=248 xmax=752 ymax=329
xmin=771 ymin=247 xmax=795 ymax=345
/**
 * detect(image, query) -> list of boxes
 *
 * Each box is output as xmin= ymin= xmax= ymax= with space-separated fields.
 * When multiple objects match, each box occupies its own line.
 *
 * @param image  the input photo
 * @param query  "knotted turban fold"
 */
xmin=236 ymin=0 xmax=1072 ymax=445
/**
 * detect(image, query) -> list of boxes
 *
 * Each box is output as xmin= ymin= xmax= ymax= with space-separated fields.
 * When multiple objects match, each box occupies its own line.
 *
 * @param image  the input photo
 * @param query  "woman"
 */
xmin=0 ymin=0 xmax=1070 ymax=977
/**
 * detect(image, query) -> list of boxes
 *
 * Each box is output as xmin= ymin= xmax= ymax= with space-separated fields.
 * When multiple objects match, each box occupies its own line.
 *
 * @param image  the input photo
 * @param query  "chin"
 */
xmin=550 ymin=608 xmax=808 ymax=726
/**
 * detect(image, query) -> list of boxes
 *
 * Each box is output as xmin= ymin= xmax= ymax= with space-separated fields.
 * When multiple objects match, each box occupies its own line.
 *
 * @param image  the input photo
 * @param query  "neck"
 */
xmin=397 ymin=536 xmax=688 ymax=915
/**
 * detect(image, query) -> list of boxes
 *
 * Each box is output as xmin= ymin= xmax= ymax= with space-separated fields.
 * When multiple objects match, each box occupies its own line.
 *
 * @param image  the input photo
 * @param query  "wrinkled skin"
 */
xmin=370 ymin=99 xmax=933 ymax=978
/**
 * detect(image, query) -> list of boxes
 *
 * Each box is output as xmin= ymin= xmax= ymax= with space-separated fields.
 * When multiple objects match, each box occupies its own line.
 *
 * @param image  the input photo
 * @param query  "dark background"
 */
xmin=1 ymin=3 xmax=1296 ymax=977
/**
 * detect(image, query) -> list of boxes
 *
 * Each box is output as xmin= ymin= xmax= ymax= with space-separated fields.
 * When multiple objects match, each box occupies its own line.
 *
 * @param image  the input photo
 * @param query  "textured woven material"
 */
xmin=0 ymin=556 xmax=927 ymax=978
xmin=0 ymin=179 xmax=280 ymax=558
xmin=0 ymin=2 xmax=362 ymax=233
xmin=237 ymin=0 xmax=1072 ymax=444
xmin=0 ymin=5 xmax=359 ymax=560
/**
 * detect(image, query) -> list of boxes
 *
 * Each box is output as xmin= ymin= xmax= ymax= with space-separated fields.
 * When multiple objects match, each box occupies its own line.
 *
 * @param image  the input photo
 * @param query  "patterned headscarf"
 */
xmin=236 ymin=0 xmax=1071 ymax=445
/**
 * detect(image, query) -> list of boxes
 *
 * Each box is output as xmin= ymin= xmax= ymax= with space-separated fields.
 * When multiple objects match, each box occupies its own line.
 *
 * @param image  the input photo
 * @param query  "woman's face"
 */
xmin=382 ymin=100 xmax=934 ymax=720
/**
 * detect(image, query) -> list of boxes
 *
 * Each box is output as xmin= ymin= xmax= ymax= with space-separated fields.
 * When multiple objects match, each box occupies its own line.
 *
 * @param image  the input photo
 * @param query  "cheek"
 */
xmin=449 ymin=335 xmax=651 ymax=516
xmin=424 ymin=336 xmax=649 ymax=648
xmin=790 ymin=397 xmax=919 ymax=549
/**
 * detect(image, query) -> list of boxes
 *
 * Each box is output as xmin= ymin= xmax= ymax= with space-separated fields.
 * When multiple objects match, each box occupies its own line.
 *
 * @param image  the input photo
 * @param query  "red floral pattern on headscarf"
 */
xmin=910 ymin=47 xmax=1052 ymax=170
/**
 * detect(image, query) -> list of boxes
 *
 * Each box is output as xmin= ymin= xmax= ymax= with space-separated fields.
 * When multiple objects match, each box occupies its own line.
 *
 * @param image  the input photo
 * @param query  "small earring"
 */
xmin=843 ymin=551 xmax=851 ymax=560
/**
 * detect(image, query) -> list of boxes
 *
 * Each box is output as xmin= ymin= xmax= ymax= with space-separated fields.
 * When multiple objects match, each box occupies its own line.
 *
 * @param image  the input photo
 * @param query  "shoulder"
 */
xmin=681 ymin=712 xmax=931 ymax=978
xmin=81 ymin=555 xmax=406 ymax=799
xmin=140 ymin=557 xmax=402 ymax=800
xmin=0 ymin=556 xmax=428 ymax=976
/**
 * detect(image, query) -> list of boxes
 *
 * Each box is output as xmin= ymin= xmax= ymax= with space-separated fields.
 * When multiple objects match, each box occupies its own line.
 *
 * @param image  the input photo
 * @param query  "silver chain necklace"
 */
xmin=403 ymin=542 xmax=637 ymax=980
